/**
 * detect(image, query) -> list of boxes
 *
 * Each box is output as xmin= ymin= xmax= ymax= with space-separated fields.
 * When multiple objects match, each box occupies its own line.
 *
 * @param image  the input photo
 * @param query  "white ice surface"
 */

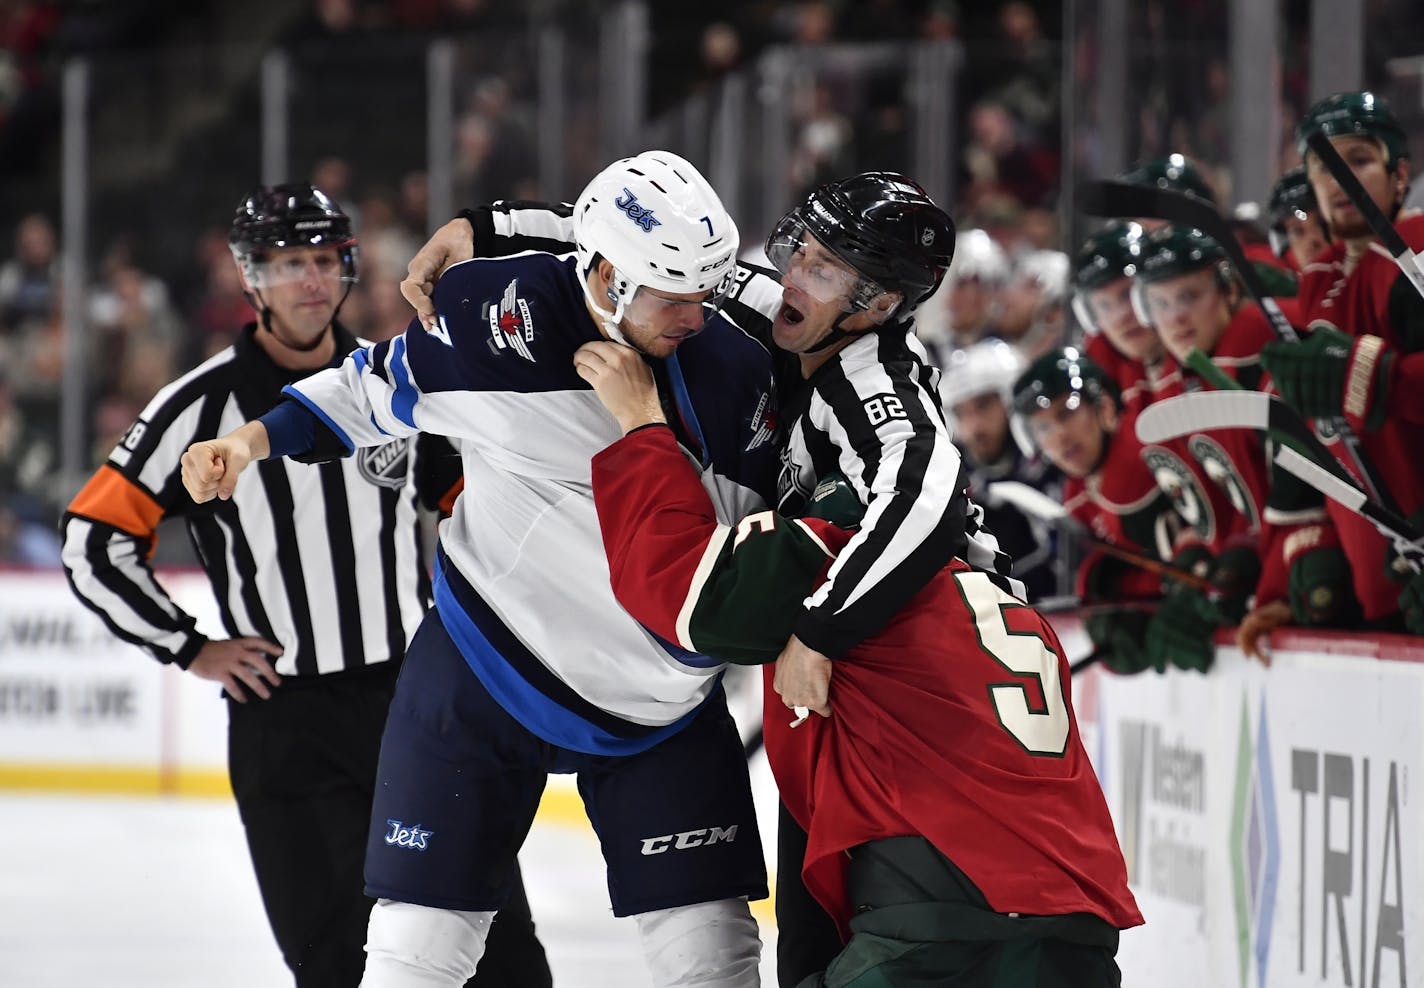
xmin=0 ymin=780 xmax=782 ymax=988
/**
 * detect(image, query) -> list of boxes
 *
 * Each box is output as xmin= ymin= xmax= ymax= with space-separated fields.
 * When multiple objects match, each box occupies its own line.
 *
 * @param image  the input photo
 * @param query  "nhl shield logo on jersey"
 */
xmin=484 ymin=278 xmax=536 ymax=362
xmin=357 ymin=442 xmax=410 ymax=489
xmin=1142 ymin=445 xmax=1215 ymax=542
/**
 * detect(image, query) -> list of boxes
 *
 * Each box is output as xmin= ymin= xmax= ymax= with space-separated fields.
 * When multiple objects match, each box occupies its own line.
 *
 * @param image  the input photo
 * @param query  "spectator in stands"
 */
xmin=0 ymin=212 xmax=59 ymax=334
xmin=963 ymin=99 xmax=1058 ymax=210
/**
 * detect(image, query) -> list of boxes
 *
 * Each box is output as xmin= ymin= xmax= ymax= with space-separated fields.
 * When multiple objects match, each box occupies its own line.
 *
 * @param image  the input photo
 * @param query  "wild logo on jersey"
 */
xmin=1142 ymin=445 xmax=1215 ymax=543
xmin=484 ymin=278 xmax=535 ymax=362
xmin=357 ymin=442 xmax=410 ymax=489
xmin=1187 ymin=434 xmax=1259 ymax=531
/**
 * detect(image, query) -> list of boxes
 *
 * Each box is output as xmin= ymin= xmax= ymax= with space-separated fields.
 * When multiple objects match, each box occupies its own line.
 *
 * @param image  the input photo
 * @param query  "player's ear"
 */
xmin=866 ymin=290 xmax=903 ymax=325
xmin=1097 ymin=394 xmax=1121 ymax=433
xmin=1394 ymin=158 xmax=1411 ymax=206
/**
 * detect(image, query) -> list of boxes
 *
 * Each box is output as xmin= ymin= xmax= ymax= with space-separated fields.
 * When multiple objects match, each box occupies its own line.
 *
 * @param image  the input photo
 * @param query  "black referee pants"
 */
xmin=228 ymin=663 xmax=550 ymax=987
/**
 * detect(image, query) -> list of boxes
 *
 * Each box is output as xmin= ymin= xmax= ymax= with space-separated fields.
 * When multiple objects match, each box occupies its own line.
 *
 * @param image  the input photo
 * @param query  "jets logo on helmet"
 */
xmin=613 ymin=188 xmax=662 ymax=232
xmin=573 ymin=150 xmax=738 ymax=345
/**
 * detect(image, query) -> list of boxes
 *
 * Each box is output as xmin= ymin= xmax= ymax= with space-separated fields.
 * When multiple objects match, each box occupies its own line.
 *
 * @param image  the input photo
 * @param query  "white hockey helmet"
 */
xmin=940 ymin=339 xmax=1026 ymax=413
xmin=1011 ymin=249 xmax=1071 ymax=307
xmin=573 ymin=150 xmax=739 ymax=343
xmin=946 ymin=229 xmax=1010 ymax=286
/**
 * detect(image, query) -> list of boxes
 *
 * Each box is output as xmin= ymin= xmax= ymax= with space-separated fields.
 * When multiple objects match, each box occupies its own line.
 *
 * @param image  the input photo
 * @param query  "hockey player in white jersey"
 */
xmin=180 ymin=152 xmax=778 ymax=988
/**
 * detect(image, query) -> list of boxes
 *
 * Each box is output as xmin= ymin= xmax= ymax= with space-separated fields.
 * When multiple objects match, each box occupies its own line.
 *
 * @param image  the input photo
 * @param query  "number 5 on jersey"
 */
xmin=954 ymin=571 xmax=1070 ymax=757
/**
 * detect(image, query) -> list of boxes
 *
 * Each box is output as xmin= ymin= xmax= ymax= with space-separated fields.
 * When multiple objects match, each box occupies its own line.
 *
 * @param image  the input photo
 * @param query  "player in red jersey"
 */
xmin=1266 ymin=167 xmax=1331 ymax=274
xmin=1071 ymin=222 xmax=1180 ymax=415
xmin=575 ymin=339 xmax=1142 ymax=988
xmin=1259 ymin=91 xmax=1424 ymax=630
xmin=1010 ymin=348 xmax=1218 ymax=676
xmin=1131 ymin=227 xmax=1358 ymax=659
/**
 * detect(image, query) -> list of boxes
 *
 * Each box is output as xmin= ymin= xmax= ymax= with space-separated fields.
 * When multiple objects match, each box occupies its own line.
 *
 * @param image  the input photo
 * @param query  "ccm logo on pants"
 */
xmin=639 ymin=825 xmax=739 ymax=856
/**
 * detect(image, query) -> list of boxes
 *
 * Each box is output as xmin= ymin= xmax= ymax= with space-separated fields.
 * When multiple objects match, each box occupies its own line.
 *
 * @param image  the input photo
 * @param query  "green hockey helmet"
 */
xmin=1071 ymin=222 xmax=1148 ymax=293
xmin=1296 ymin=90 xmax=1410 ymax=170
xmin=1071 ymin=222 xmax=1147 ymax=333
xmin=1119 ymin=154 xmax=1218 ymax=204
xmin=1134 ymin=226 xmax=1230 ymax=285
xmin=1266 ymin=167 xmax=1317 ymax=256
xmin=1130 ymin=226 xmax=1233 ymax=325
xmin=1009 ymin=347 xmax=1119 ymax=454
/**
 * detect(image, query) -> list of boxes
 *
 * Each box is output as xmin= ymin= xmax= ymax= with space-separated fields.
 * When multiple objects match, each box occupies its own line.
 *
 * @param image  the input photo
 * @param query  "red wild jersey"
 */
xmin=592 ymin=426 xmax=1143 ymax=934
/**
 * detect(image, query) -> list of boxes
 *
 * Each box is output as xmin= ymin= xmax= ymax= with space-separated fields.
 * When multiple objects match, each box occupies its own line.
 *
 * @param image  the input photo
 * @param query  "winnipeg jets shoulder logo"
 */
xmin=485 ymin=278 xmax=536 ymax=362
xmin=744 ymin=390 xmax=777 ymax=452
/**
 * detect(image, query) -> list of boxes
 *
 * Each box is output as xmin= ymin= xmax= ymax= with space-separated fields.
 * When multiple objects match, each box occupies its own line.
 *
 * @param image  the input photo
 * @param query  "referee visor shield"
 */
xmin=243 ymin=245 xmax=356 ymax=290
xmin=766 ymin=217 xmax=886 ymax=313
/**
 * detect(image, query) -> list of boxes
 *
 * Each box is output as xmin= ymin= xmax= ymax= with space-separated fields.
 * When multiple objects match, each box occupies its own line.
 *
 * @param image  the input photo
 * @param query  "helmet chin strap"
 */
xmin=251 ymin=286 xmax=337 ymax=354
xmin=803 ymin=309 xmax=860 ymax=353
xmin=577 ymin=265 xmax=632 ymax=346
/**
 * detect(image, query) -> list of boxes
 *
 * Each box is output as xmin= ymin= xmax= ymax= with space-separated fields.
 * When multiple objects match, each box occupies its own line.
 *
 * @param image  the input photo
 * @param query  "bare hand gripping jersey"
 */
xmin=594 ymin=425 xmax=1143 ymax=934
xmin=280 ymin=251 xmax=781 ymax=753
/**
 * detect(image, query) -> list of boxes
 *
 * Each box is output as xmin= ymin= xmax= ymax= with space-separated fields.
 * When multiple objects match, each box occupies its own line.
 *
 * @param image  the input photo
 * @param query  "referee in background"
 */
xmin=60 ymin=184 xmax=549 ymax=988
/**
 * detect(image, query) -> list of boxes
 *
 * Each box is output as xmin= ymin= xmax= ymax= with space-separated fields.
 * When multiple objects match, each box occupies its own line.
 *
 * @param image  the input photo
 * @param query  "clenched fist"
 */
xmin=181 ymin=421 xmax=270 ymax=503
xmin=572 ymin=341 xmax=666 ymax=434
xmin=401 ymin=217 xmax=475 ymax=331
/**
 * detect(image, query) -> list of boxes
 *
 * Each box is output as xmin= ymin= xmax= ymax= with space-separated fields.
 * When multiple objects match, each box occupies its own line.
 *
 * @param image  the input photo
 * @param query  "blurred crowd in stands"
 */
xmin=4 ymin=0 xmax=1424 ymax=578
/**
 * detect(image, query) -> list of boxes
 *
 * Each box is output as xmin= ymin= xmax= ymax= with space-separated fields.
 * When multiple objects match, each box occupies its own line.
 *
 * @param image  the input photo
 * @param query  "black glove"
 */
xmin=1206 ymin=545 xmax=1261 ymax=624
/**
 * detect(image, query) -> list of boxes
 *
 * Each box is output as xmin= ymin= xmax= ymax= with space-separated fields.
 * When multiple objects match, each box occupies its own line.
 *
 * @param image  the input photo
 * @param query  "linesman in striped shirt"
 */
xmin=60 ymin=184 xmax=548 ymax=987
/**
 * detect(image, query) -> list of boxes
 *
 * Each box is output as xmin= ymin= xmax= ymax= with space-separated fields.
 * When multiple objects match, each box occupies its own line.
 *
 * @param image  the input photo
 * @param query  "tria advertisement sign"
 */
xmin=1079 ymin=640 xmax=1420 ymax=987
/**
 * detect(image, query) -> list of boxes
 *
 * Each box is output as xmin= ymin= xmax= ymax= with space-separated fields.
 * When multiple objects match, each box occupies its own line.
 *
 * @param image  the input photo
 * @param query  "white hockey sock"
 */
xmin=633 ymin=897 xmax=762 ymax=988
xmin=361 ymin=898 xmax=494 ymax=987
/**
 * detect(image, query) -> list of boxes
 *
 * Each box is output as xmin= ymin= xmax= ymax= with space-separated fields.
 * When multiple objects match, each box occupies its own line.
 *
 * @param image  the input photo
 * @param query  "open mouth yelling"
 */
xmin=779 ymin=301 xmax=806 ymax=325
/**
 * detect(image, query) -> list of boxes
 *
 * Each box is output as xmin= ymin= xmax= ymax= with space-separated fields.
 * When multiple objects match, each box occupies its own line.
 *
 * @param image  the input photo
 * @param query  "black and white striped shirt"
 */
xmin=61 ymin=323 xmax=449 ymax=678
xmin=466 ymin=200 xmax=1018 ymax=657
xmin=716 ymin=267 xmax=1018 ymax=654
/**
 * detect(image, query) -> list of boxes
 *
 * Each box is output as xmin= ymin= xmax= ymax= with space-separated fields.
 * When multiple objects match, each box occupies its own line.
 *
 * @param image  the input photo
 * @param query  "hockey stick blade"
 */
xmin=985 ymin=480 xmax=1068 ymax=521
xmin=1136 ymin=392 xmax=1422 ymax=567
xmin=1136 ymin=391 xmax=1359 ymax=488
xmin=1272 ymin=446 xmax=1423 ymax=571
xmin=1305 ymin=131 xmax=1424 ymax=299
xmin=1135 ymin=390 xmax=1270 ymax=441
xmin=988 ymin=479 xmax=1217 ymax=592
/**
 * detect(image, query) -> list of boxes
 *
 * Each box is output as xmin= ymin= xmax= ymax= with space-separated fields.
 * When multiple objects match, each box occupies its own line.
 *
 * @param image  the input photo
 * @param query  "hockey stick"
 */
xmin=986 ymin=480 xmax=1218 ymax=592
xmin=1136 ymin=391 xmax=1424 ymax=568
xmin=1078 ymin=179 xmax=1394 ymax=507
xmin=1304 ymin=131 xmax=1424 ymax=299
